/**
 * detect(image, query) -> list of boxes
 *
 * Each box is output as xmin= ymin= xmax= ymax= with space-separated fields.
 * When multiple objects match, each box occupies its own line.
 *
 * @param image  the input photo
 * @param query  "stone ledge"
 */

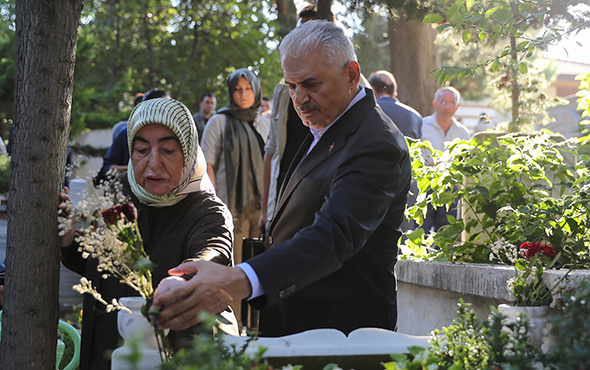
xmin=396 ymin=260 xmax=514 ymax=300
xmin=395 ymin=259 xmax=590 ymax=335
xmin=395 ymin=260 xmax=590 ymax=302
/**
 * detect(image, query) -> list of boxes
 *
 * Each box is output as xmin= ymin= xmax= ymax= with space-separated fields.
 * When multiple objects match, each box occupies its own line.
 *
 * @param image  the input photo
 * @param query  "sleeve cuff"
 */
xmin=237 ymin=262 xmax=265 ymax=300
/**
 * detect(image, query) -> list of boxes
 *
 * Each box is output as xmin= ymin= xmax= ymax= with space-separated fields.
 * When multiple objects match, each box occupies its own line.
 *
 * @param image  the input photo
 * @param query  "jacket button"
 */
xmin=268 ymin=235 xmax=274 ymax=245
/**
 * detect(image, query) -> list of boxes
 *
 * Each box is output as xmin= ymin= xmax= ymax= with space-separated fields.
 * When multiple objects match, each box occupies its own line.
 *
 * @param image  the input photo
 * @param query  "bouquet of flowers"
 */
xmin=59 ymin=185 xmax=172 ymax=361
xmin=490 ymin=240 xmax=570 ymax=306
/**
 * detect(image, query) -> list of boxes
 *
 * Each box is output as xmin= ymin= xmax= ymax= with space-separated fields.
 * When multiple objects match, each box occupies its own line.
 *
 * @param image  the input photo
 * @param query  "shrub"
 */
xmin=402 ymin=133 xmax=590 ymax=268
xmin=383 ymin=300 xmax=539 ymax=369
xmin=0 ymin=154 xmax=9 ymax=194
xmin=543 ymin=281 xmax=590 ymax=369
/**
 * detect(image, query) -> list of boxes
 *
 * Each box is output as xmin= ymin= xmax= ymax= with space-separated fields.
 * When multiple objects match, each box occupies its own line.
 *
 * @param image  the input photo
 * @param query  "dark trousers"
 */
xmin=421 ymin=200 xmax=459 ymax=234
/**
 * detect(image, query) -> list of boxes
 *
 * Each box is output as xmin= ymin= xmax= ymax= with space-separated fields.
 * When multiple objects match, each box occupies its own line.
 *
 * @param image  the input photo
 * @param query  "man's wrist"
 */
xmin=231 ymin=265 xmax=253 ymax=301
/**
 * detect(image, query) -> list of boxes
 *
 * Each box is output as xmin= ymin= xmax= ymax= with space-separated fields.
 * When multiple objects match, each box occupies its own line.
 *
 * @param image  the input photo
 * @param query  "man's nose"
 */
xmin=292 ymin=87 xmax=310 ymax=106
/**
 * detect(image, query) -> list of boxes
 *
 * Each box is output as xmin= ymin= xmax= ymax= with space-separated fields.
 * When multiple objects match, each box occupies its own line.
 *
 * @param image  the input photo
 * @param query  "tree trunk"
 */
xmin=0 ymin=1 xmax=82 ymax=368
xmin=316 ymin=0 xmax=334 ymax=21
xmin=387 ymin=16 xmax=439 ymax=117
xmin=274 ymin=0 xmax=297 ymax=38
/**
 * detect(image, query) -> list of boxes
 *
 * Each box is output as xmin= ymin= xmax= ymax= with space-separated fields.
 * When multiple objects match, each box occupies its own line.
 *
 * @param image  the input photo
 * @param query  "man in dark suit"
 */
xmin=151 ymin=20 xmax=412 ymax=338
xmin=369 ymin=70 xmax=422 ymax=139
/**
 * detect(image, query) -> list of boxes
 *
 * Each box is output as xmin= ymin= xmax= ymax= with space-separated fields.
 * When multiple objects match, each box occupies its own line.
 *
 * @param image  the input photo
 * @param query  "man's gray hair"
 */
xmin=434 ymin=86 xmax=461 ymax=106
xmin=279 ymin=20 xmax=357 ymax=71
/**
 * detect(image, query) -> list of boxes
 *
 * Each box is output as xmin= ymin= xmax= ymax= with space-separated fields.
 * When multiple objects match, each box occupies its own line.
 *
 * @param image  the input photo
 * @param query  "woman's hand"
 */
xmin=58 ymin=187 xmax=76 ymax=247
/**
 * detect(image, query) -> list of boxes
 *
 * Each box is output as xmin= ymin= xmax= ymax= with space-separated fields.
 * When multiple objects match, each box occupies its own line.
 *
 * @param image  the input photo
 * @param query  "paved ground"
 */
xmin=0 ymin=215 xmax=84 ymax=312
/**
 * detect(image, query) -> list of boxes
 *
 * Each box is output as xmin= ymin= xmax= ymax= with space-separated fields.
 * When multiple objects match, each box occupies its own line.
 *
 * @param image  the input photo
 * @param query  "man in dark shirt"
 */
xmin=193 ymin=92 xmax=216 ymax=143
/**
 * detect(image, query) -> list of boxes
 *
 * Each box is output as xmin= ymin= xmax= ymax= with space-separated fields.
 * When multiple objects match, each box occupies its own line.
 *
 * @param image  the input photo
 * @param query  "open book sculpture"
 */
xmin=224 ymin=327 xmax=430 ymax=369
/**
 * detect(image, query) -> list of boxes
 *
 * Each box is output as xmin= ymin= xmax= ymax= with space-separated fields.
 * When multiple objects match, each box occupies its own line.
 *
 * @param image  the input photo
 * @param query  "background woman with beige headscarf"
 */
xmin=201 ymin=69 xmax=270 ymax=265
xmin=60 ymin=98 xmax=238 ymax=370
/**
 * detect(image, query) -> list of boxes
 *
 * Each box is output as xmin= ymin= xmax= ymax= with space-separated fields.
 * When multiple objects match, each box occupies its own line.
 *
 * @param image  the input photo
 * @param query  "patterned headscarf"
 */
xmin=126 ymin=98 xmax=210 ymax=207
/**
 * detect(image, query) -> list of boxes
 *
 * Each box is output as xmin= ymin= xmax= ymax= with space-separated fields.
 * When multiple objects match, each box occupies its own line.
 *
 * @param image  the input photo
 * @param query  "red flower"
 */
xmin=519 ymin=242 xmax=556 ymax=259
xmin=102 ymin=205 xmax=122 ymax=225
xmin=120 ymin=202 xmax=137 ymax=222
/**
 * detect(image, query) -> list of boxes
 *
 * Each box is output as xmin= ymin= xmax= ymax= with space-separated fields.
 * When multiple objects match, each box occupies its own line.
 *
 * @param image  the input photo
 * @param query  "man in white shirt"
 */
xmin=421 ymin=86 xmax=470 ymax=233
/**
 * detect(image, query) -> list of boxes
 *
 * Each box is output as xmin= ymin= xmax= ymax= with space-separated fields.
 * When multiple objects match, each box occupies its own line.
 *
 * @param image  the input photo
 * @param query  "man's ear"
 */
xmin=344 ymin=61 xmax=360 ymax=87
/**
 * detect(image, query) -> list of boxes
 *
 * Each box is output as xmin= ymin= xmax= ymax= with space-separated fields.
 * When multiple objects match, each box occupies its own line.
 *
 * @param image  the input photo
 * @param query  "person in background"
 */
xmin=473 ymin=112 xmax=496 ymax=134
xmin=60 ymin=98 xmax=237 ymax=369
xmin=259 ymin=96 xmax=271 ymax=119
xmin=94 ymin=89 xmax=171 ymax=187
xmin=369 ymin=70 xmax=422 ymax=237
xmin=368 ymin=70 xmax=422 ymax=139
xmin=420 ymin=86 xmax=470 ymax=234
xmin=193 ymin=92 xmax=217 ymax=143
xmin=200 ymin=69 xmax=270 ymax=266
xmin=151 ymin=20 xmax=411 ymax=339
xmin=111 ymin=93 xmax=145 ymax=143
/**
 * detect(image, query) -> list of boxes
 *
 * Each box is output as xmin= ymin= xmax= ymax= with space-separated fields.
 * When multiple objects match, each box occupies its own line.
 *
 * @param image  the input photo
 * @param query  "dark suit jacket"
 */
xmin=376 ymin=96 xmax=422 ymax=139
xmin=248 ymin=88 xmax=411 ymax=337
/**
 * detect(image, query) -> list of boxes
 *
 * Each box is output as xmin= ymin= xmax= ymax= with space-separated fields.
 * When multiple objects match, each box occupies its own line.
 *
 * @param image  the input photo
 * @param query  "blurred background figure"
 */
xmin=259 ymin=96 xmax=271 ymax=119
xmin=193 ymin=92 xmax=217 ymax=143
xmin=201 ymin=68 xmax=270 ymax=265
xmin=473 ymin=112 xmax=497 ymax=134
xmin=111 ymin=93 xmax=145 ymax=143
xmin=369 ymin=70 xmax=422 ymax=139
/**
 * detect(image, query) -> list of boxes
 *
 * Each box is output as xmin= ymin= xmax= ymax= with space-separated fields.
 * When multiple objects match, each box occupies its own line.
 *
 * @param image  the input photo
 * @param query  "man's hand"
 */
xmin=150 ymin=260 xmax=252 ymax=331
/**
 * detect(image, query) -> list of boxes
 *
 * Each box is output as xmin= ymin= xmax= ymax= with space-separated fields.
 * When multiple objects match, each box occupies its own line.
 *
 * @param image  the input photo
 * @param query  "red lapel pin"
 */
xmin=329 ymin=142 xmax=335 ymax=151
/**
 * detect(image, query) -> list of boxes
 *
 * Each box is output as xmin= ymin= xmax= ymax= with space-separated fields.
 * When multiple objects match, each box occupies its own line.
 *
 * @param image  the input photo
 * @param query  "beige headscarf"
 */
xmin=126 ymin=98 xmax=211 ymax=207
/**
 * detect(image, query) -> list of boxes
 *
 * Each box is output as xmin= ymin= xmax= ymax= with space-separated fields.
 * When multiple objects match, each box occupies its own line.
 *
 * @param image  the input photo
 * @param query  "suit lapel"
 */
xmin=270 ymin=88 xmax=377 ymax=232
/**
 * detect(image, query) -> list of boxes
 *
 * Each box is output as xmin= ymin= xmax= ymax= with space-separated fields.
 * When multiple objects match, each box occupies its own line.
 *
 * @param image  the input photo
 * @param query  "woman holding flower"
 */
xmin=60 ymin=98 xmax=238 ymax=369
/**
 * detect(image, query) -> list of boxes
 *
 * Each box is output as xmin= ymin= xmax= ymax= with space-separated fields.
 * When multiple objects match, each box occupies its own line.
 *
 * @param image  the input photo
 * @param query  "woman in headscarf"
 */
xmin=201 ymin=69 xmax=270 ymax=266
xmin=60 ymin=98 xmax=238 ymax=370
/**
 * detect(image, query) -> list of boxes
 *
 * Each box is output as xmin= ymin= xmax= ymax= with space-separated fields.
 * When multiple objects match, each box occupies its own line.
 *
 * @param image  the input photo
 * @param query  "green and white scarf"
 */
xmin=126 ymin=98 xmax=211 ymax=207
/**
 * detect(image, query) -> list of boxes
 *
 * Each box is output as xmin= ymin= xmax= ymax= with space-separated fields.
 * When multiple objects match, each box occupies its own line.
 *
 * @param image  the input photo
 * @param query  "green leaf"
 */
xmin=437 ymin=23 xmax=453 ymax=33
xmin=485 ymin=6 xmax=500 ymax=18
xmin=407 ymin=227 xmax=425 ymax=243
xmin=478 ymin=31 xmax=487 ymax=42
xmin=133 ymin=257 xmax=154 ymax=271
xmin=462 ymin=29 xmax=472 ymax=43
xmin=518 ymin=62 xmax=528 ymax=74
xmin=423 ymin=14 xmax=444 ymax=24
xmin=465 ymin=0 xmax=475 ymax=11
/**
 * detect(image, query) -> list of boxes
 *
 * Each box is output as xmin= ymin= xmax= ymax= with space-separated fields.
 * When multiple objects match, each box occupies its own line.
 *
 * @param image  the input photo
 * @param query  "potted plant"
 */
xmin=492 ymin=241 xmax=571 ymax=347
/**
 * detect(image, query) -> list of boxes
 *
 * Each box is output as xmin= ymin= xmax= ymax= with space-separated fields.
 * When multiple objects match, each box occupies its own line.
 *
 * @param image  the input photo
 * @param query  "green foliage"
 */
xmin=0 ymin=23 xmax=14 ymax=140
xmin=0 ymin=0 xmax=284 ymax=139
xmin=576 ymin=72 xmax=590 ymax=156
xmin=423 ymin=0 xmax=590 ymax=130
xmin=382 ymin=299 xmax=539 ymax=369
xmin=402 ymin=133 xmax=590 ymax=267
xmin=353 ymin=13 xmax=391 ymax=77
xmin=161 ymin=313 xmax=272 ymax=370
xmin=0 ymin=154 xmax=9 ymax=194
xmin=543 ymin=281 xmax=590 ymax=369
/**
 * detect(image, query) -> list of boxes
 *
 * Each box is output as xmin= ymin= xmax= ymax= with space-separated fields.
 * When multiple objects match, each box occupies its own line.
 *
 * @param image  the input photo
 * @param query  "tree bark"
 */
xmin=316 ymin=0 xmax=334 ymax=21
xmin=387 ymin=16 xmax=439 ymax=117
xmin=0 ymin=0 xmax=82 ymax=368
xmin=274 ymin=0 xmax=297 ymax=38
